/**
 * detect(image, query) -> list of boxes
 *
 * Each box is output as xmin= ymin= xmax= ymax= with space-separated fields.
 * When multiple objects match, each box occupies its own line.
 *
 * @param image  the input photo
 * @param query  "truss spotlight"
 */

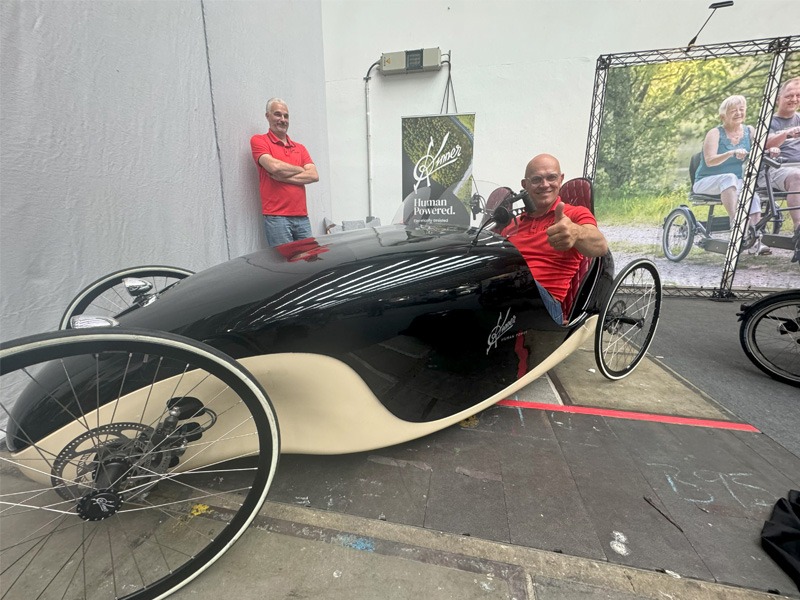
xmin=686 ymin=1 xmax=734 ymax=50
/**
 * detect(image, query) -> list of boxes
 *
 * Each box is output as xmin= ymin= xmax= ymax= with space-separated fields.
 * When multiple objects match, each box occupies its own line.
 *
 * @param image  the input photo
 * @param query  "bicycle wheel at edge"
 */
xmin=59 ymin=266 xmax=194 ymax=330
xmin=739 ymin=290 xmax=800 ymax=387
xmin=662 ymin=208 xmax=694 ymax=262
xmin=594 ymin=259 xmax=662 ymax=380
xmin=0 ymin=328 xmax=280 ymax=600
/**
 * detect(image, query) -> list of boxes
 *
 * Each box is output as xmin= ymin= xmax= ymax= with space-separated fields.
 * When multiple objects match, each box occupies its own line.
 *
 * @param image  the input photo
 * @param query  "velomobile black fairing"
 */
xmin=6 ymin=223 xmax=613 ymax=452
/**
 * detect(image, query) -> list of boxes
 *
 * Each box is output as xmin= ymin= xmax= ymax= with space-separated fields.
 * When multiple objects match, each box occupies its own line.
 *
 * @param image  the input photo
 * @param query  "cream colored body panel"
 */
xmin=251 ymin=317 xmax=595 ymax=454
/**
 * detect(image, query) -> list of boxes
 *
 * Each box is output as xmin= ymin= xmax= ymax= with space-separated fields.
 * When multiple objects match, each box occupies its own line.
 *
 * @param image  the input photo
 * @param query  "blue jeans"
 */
xmin=535 ymin=281 xmax=564 ymax=325
xmin=264 ymin=215 xmax=313 ymax=247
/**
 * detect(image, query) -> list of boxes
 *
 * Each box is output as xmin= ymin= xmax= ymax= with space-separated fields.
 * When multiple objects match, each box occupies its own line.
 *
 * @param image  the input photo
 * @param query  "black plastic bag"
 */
xmin=761 ymin=489 xmax=800 ymax=591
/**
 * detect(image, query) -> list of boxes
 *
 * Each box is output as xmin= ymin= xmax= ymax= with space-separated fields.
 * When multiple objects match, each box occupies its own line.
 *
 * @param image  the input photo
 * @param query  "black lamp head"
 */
xmin=687 ymin=1 xmax=734 ymax=50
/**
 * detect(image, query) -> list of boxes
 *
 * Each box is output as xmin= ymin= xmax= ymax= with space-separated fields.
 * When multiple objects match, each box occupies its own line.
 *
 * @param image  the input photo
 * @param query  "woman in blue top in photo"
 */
xmin=694 ymin=95 xmax=769 ymax=255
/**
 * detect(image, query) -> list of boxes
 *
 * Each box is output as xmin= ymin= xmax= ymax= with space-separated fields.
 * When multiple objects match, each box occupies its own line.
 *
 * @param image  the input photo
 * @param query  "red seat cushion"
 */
xmin=561 ymin=255 xmax=592 ymax=322
xmin=559 ymin=178 xmax=596 ymax=321
xmin=483 ymin=187 xmax=515 ymax=232
xmin=560 ymin=178 xmax=593 ymax=212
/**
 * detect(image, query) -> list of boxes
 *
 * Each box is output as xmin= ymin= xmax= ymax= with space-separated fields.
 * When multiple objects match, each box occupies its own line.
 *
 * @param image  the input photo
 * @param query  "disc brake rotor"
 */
xmin=51 ymin=422 xmax=169 ymax=501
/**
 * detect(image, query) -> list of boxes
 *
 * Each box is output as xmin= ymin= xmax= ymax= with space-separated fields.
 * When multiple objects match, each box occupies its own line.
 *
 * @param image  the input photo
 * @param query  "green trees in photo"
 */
xmin=595 ymin=56 xmax=773 ymax=218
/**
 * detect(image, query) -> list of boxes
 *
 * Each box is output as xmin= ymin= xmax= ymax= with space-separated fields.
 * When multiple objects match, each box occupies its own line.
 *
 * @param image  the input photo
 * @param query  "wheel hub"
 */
xmin=605 ymin=300 xmax=627 ymax=334
xmin=76 ymin=489 xmax=123 ymax=521
xmin=52 ymin=422 xmax=165 ymax=501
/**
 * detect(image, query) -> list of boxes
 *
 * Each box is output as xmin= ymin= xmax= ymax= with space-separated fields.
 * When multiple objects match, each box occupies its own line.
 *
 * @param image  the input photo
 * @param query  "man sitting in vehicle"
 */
xmin=502 ymin=153 xmax=609 ymax=321
xmin=762 ymin=77 xmax=800 ymax=262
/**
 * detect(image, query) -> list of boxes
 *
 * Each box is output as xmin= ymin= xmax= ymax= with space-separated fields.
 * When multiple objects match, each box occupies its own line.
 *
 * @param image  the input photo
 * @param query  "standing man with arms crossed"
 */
xmin=763 ymin=77 xmax=800 ymax=262
xmin=251 ymin=98 xmax=319 ymax=246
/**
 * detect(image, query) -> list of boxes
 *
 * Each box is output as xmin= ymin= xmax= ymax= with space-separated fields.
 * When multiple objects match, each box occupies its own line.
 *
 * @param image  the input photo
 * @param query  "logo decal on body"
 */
xmin=487 ymin=308 xmax=516 ymax=355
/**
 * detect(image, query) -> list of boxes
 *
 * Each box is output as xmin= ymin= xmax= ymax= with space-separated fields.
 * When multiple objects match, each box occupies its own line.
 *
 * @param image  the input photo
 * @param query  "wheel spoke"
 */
xmin=740 ymin=292 xmax=800 ymax=386
xmin=595 ymin=260 xmax=662 ymax=380
xmin=1 ymin=329 xmax=278 ymax=599
xmin=663 ymin=210 xmax=694 ymax=262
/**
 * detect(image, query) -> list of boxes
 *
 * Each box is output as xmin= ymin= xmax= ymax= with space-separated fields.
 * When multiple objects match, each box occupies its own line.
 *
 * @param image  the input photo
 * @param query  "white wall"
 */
xmin=0 ymin=0 xmax=330 ymax=340
xmin=1 ymin=0 xmax=797 ymax=342
xmin=321 ymin=0 xmax=799 ymax=225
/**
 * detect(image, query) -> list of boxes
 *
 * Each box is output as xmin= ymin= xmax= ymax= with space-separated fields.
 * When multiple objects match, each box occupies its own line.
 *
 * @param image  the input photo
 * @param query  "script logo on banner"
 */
xmin=413 ymin=132 xmax=462 ymax=191
xmin=401 ymin=114 xmax=475 ymax=228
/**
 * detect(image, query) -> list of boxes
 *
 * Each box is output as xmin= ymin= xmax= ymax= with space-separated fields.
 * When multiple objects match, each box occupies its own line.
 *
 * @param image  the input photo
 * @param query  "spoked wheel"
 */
xmin=662 ymin=208 xmax=695 ymax=262
xmin=59 ymin=266 xmax=194 ymax=329
xmin=594 ymin=259 xmax=662 ymax=380
xmin=739 ymin=290 xmax=800 ymax=387
xmin=0 ymin=329 xmax=280 ymax=600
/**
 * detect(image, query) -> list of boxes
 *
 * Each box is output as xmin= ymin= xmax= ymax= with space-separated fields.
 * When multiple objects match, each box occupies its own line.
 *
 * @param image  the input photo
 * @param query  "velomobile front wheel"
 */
xmin=59 ymin=265 xmax=194 ymax=329
xmin=0 ymin=328 xmax=279 ymax=600
xmin=594 ymin=259 xmax=662 ymax=380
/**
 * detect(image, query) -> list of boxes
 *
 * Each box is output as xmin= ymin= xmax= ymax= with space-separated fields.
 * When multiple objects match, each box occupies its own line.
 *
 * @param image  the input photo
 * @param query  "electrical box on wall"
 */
xmin=380 ymin=47 xmax=442 ymax=75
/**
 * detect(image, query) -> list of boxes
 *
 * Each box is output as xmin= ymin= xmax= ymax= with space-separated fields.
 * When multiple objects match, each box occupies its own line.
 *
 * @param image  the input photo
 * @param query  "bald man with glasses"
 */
xmin=763 ymin=77 xmax=800 ymax=261
xmin=502 ymin=154 xmax=608 ymax=321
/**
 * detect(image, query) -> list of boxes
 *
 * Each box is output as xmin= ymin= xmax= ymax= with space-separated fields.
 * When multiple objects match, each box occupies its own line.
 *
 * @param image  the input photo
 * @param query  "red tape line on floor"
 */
xmin=497 ymin=399 xmax=760 ymax=432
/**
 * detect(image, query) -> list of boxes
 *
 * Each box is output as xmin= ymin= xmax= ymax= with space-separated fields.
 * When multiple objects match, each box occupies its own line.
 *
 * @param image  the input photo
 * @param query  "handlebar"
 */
xmin=503 ymin=190 xmax=536 ymax=212
xmin=762 ymin=155 xmax=786 ymax=170
xmin=487 ymin=189 xmax=535 ymax=229
xmin=505 ymin=189 xmax=536 ymax=214
xmin=470 ymin=188 xmax=532 ymax=245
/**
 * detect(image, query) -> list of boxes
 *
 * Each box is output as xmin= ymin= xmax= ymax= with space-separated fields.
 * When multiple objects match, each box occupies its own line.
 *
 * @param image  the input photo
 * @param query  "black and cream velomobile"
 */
xmin=0 ymin=180 xmax=661 ymax=600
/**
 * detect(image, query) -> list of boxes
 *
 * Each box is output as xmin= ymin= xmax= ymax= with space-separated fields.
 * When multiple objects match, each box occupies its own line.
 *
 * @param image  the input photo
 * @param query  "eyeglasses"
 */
xmin=527 ymin=173 xmax=560 ymax=186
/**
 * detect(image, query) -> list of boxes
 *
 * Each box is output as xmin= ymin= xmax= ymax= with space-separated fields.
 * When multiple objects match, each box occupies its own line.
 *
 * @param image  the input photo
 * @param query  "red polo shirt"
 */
xmin=502 ymin=198 xmax=596 ymax=302
xmin=250 ymin=131 xmax=313 ymax=216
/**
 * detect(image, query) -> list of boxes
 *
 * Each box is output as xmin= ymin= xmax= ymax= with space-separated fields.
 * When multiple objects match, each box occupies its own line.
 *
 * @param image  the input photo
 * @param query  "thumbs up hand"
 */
xmin=546 ymin=202 xmax=578 ymax=251
xmin=553 ymin=202 xmax=566 ymax=223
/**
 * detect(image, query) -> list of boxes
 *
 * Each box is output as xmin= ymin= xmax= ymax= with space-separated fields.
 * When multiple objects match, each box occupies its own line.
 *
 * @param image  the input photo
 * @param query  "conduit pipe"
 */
xmin=364 ymin=60 xmax=380 ymax=219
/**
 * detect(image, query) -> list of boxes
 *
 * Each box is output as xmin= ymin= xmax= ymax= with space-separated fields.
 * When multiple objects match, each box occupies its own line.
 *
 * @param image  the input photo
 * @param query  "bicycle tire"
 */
xmin=0 ymin=328 xmax=280 ymax=600
xmin=59 ymin=266 xmax=194 ymax=329
xmin=662 ymin=208 xmax=694 ymax=262
xmin=594 ymin=259 xmax=662 ymax=380
xmin=739 ymin=290 xmax=800 ymax=388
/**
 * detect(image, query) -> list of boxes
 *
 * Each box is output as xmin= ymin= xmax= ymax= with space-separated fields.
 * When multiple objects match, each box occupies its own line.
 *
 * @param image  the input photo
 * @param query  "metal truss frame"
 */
xmin=583 ymin=36 xmax=799 ymax=299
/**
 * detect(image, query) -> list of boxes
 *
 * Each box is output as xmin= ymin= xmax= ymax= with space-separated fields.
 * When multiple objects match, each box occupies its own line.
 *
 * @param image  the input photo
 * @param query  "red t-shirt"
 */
xmin=502 ymin=198 xmax=597 ymax=302
xmin=250 ymin=131 xmax=313 ymax=216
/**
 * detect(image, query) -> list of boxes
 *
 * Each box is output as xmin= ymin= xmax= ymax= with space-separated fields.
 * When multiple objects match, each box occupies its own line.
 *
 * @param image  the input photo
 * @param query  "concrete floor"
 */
xmin=167 ymin=296 xmax=800 ymax=599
